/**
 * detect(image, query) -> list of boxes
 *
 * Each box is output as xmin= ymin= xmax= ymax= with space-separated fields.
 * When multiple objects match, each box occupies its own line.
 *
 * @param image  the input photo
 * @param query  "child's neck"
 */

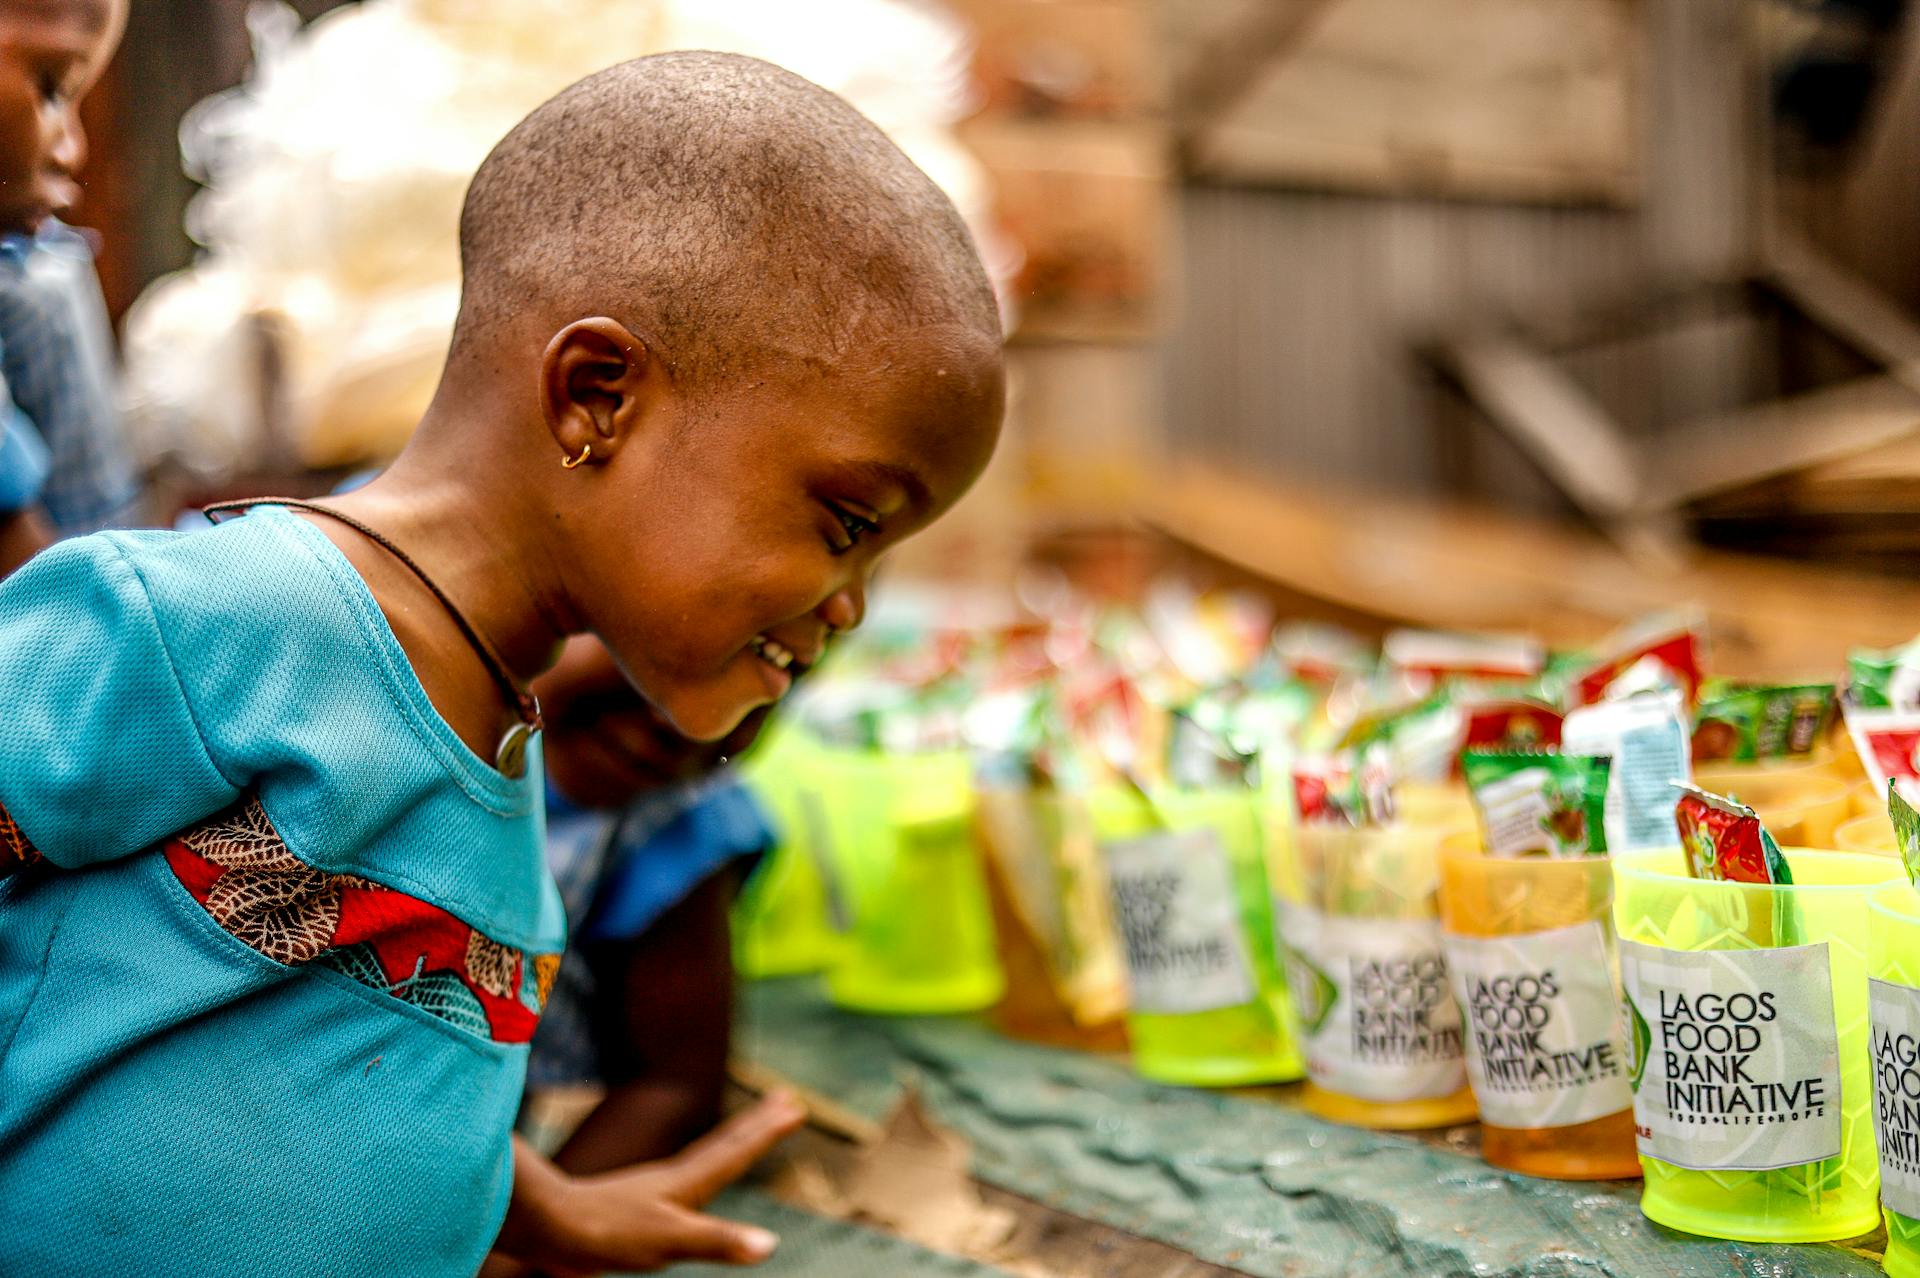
xmin=309 ymin=446 xmax=573 ymax=767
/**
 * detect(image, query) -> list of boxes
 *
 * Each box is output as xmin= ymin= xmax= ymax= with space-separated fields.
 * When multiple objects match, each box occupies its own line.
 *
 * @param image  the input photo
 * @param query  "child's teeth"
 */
xmin=757 ymin=637 xmax=794 ymax=670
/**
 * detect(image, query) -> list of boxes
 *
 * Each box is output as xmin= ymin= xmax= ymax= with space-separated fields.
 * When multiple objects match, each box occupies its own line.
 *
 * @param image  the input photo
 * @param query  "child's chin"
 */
xmin=653 ymin=692 xmax=761 ymax=745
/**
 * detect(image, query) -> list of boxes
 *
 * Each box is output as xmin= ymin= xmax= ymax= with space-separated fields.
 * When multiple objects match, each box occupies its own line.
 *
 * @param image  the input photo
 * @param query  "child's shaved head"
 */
xmin=453 ymin=51 xmax=1000 ymax=386
xmin=370 ymin=51 xmax=1004 ymax=743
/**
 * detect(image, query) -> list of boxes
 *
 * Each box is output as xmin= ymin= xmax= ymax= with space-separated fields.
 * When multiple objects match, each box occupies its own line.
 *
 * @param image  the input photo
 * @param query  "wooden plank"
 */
xmin=1171 ymin=0 xmax=1338 ymax=156
xmin=1433 ymin=331 xmax=1646 ymax=519
xmin=1145 ymin=462 xmax=1920 ymax=678
xmin=1185 ymin=0 xmax=1640 ymax=205
xmin=1765 ymin=234 xmax=1920 ymax=392
xmin=1637 ymin=374 xmax=1920 ymax=508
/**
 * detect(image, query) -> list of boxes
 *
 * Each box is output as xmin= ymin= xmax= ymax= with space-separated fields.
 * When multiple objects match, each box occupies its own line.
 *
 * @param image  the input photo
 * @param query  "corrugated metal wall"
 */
xmin=1162 ymin=185 xmax=1653 ymax=505
xmin=1157 ymin=0 xmax=1852 ymax=512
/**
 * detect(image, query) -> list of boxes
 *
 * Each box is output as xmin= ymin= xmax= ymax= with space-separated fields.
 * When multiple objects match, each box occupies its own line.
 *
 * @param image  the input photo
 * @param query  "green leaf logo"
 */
xmin=1283 ymin=944 xmax=1339 ymax=1035
xmin=1623 ymin=994 xmax=1652 ymax=1092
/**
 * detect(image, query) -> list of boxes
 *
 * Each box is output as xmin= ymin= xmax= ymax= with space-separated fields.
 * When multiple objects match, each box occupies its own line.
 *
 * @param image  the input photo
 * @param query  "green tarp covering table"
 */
xmin=734 ymin=978 xmax=1885 ymax=1277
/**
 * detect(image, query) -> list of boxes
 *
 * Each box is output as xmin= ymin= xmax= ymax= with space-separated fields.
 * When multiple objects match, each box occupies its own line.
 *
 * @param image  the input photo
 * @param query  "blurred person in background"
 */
xmin=480 ymin=637 xmax=777 ymax=1278
xmin=0 ymin=0 xmax=139 ymax=578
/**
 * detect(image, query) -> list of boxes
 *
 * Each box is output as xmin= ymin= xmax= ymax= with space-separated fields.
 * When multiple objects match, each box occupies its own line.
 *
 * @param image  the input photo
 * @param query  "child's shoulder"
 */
xmin=8 ymin=508 xmax=352 ymax=633
xmin=0 ymin=511 xmax=395 ymax=722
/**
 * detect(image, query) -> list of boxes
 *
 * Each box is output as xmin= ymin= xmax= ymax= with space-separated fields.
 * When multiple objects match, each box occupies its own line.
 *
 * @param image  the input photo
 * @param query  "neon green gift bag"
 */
xmin=1870 ymin=879 xmax=1920 ymax=1276
xmin=734 ymin=724 xmax=844 ymax=979
xmin=814 ymin=745 xmax=1004 ymax=1015
xmin=1097 ymin=786 xmax=1303 ymax=1087
xmin=1615 ymin=848 xmax=1900 ymax=1243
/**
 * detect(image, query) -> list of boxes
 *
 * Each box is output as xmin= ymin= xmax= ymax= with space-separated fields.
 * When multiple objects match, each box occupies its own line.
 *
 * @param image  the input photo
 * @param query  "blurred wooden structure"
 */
xmin=1149 ymin=461 xmax=1920 ymax=678
xmin=1167 ymin=0 xmax=1640 ymax=205
xmin=1162 ymin=0 xmax=1920 ymax=579
xmin=896 ymin=0 xmax=1173 ymax=584
xmin=1427 ymin=233 xmax=1920 ymax=566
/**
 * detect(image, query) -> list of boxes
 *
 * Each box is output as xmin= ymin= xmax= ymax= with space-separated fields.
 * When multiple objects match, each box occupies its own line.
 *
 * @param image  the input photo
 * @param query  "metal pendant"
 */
xmin=495 ymin=722 xmax=533 ymax=779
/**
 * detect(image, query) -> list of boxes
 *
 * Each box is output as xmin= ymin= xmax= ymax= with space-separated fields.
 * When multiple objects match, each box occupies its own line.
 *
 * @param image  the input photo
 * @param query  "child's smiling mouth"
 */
xmin=749 ymin=634 xmax=814 ymax=698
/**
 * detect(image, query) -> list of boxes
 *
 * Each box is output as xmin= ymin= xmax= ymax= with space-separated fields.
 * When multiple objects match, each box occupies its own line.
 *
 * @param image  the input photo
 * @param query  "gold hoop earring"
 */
xmin=560 ymin=442 xmax=593 ymax=470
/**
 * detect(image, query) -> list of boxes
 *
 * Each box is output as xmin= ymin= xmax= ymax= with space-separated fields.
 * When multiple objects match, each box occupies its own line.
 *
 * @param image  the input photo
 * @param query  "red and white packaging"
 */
xmin=1569 ymin=612 xmax=1706 ymax=709
xmin=1384 ymin=629 xmax=1546 ymax=685
xmin=1843 ymin=701 xmax=1920 ymax=792
xmin=1459 ymin=698 xmax=1564 ymax=761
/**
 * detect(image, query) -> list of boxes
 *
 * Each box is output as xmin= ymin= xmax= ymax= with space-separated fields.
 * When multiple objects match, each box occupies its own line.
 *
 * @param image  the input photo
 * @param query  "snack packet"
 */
xmin=1567 ymin=612 xmax=1705 ymax=709
xmin=1271 ymin=621 xmax=1373 ymax=685
xmin=1842 ymin=699 xmax=1920 ymax=793
xmin=1562 ymin=689 xmax=1692 ymax=853
xmin=1690 ymin=682 xmax=1836 ymax=763
xmin=1674 ymin=783 xmax=1792 ymax=886
xmin=1292 ymin=744 xmax=1393 ymax=828
xmin=1167 ymin=706 xmax=1260 ymax=789
xmin=1892 ymin=780 xmax=1920 ymax=888
xmin=1850 ymin=639 xmax=1920 ymax=711
xmin=1458 ymin=697 xmax=1564 ymax=759
xmin=1344 ymin=692 xmax=1464 ymax=784
xmin=1461 ymin=750 xmax=1611 ymax=858
xmin=1383 ymin=629 xmax=1546 ymax=694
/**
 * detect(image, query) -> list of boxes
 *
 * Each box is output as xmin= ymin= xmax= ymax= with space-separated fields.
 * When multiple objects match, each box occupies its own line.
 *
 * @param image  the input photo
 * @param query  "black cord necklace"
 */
xmin=204 ymin=497 xmax=543 ymax=778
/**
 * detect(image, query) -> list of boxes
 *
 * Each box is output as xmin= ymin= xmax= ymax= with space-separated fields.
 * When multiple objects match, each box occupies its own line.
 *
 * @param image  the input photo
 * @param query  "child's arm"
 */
xmin=552 ymin=866 xmax=740 ymax=1173
xmin=0 ymin=399 xmax=53 ymax=577
xmin=0 ymin=507 xmax=51 ymax=579
xmin=494 ymin=1092 xmax=804 ymax=1274
xmin=0 ymin=537 xmax=242 ymax=871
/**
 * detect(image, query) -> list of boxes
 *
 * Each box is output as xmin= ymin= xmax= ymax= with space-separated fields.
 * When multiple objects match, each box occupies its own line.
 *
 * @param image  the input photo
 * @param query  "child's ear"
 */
xmin=538 ymin=317 xmax=660 ymax=465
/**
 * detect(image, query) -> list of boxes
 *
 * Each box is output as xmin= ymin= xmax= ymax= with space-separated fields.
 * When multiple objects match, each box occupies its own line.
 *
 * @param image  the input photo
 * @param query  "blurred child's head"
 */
xmin=427 ymin=52 xmax=1004 ymax=742
xmin=0 ymin=0 xmax=124 ymax=236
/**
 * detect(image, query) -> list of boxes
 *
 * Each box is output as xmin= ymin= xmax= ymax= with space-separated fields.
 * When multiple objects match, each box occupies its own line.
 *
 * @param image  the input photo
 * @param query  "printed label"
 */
xmin=1472 ymin=766 xmax=1560 ymax=858
xmin=1619 ymin=941 xmax=1840 ymax=1171
xmin=1872 ymin=979 xmax=1920 ymax=1219
xmin=1103 ymin=828 xmax=1255 ymax=1015
xmin=1616 ymin=717 xmax=1688 ymax=849
xmin=1446 ymin=923 xmax=1633 ymax=1129
xmin=1275 ymin=903 xmax=1466 ymax=1101
xmin=1563 ymin=699 xmax=1688 ymax=853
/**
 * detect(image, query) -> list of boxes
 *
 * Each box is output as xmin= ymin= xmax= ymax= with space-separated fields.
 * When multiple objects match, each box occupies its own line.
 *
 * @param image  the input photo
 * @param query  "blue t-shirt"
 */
xmin=0 ymin=508 xmax=565 ymax=1276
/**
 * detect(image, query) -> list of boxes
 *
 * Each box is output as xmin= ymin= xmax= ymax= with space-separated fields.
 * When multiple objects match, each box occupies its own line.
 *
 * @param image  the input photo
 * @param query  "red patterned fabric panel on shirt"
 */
xmin=165 ymin=797 xmax=559 ymax=1044
xmin=0 ymin=799 xmax=44 ymax=876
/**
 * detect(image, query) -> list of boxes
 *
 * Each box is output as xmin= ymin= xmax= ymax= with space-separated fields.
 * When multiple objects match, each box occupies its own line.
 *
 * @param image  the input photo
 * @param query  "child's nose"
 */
xmin=819 ymin=583 xmax=863 ymax=634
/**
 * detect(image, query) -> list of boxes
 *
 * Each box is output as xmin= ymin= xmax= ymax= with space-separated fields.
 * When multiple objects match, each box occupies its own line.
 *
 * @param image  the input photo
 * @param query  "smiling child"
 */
xmin=0 ymin=51 xmax=1002 ymax=1277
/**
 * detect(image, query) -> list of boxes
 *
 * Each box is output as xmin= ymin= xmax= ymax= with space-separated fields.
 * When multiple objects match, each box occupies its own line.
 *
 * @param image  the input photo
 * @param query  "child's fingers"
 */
xmin=661 ymin=1091 xmax=808 ymax=1206
xmin=548 ymin=1200 xmax=780 ymax=1275
xmin=649 ymin=1204 xmax=781 ymax=1268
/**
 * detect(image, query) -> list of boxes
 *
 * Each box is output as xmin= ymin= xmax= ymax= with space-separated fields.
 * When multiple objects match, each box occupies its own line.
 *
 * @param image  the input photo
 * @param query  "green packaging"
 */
xmin=1167 ymin=705 xmax=1260 ymax=790
xmin=1852 ymin=641 xmax=1920 ymax=711
xmin=1691 ymin=682 xmax=1836 ymax=763
xmin=1096 ymin=786 xmax=1303 ymax=1087
xmin=1894 ymin=781 xmax=1920 ymax=887
xmin=1460 ymin=750 xmax=1611 ymax=859
xmin=1616 ymin=849 xmax=1899 ymax=1243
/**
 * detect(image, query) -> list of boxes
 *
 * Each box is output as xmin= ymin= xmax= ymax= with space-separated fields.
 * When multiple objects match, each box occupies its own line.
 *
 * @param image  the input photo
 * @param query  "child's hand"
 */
xmin=536 ymin=635 xmax=772 ymax=809
xmin=500 ymin=1091 xmax=807 ymax=1276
